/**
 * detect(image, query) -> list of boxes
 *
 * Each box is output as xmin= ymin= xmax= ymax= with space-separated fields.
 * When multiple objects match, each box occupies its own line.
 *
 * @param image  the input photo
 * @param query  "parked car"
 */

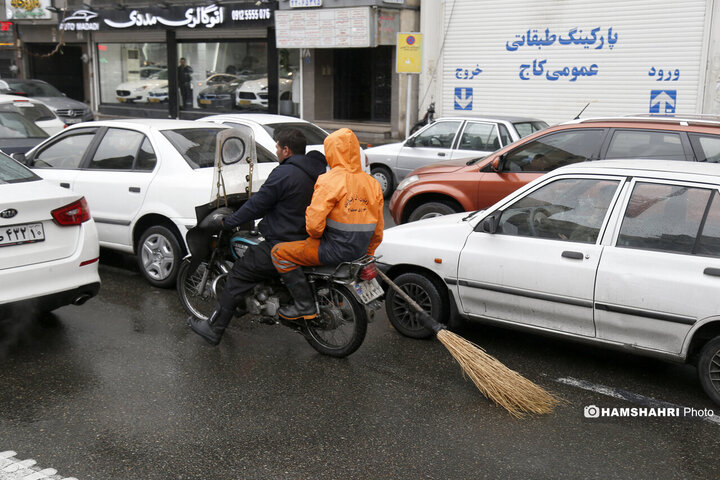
xmin=366 ymin=115 xmax=548 ymax=197
xmin=199 ymin=113 xmax=372 ymax=174
xmin=0 ymin=79 xmax=93 ymax=125
xmin=0 ymin=153 xmax=100 ymax=314
xmin=390 ymin=116 xmax=720 ymax=224
xmin=14 ymin=119 xmax=260 ymax=288
xmin=147 ymin=86 xmax=168 ymax=103
xmin=236 ymin=77 xmax=292 ymax=110
xmin=0 ymin=111 xmax=51 ymax=155
xmin=115 ymin=69 xmax=168 ymax=103
xmin=378 ymin=159 xmax=720 ymax=405
xmin=0 ymin=94 xmax=66 ymax=135
xmin=197 ymin=74 xmax=244 ymax=110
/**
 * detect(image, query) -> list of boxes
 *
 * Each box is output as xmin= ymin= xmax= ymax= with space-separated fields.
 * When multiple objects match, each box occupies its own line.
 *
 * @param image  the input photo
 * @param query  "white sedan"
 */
xmin=377 ymin=159 xmax=720 ymax=405
xmin=115 ymin=70 xmax=168 ymax=103
xmin=0 ymin=153 xmax=100 ymax=314
xmin=17 ymin=119 xmax=259 ymax=288
xmin=0 ymin=94 xmax=66 ymax=135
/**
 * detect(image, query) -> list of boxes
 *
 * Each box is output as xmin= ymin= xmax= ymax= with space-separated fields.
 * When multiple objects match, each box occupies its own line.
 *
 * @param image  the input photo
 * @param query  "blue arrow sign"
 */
xmin=454 ymin=87 xmax=473 ymax=111
xmin=649 ymin=90 xmax=676 ymax=114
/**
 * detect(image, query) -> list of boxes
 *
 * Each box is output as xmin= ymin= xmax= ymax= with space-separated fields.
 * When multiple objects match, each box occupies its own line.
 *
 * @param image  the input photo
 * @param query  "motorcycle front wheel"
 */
xmin=304 ymin=283 xmax=368 ymax=358
xmin=177 ymin=257 xmax=226 ymax=321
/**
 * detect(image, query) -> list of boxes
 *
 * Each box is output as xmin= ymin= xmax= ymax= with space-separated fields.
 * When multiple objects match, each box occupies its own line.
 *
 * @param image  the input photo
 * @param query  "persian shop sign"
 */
xmin=8 ymin=0 xmax=53 ymax=20
xmin=58 ymin=3 xmax=272 ymax=31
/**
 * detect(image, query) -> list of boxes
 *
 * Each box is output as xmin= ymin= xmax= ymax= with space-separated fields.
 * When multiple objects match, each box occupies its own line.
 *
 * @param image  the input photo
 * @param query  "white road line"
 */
xmin=0 ymin=452 xmax=76 ymax=480
xmin=555 ymin=376 xmax=720 ymax=426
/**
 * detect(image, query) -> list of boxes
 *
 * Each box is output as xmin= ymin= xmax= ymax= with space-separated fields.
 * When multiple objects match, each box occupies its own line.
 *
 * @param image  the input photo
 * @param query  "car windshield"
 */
xmin=150 ymin=70 xmax=169 ymax=80
xmin=162 ymin=128 xmax=223 ymax=169
xmin=261 ymin=123 xmax=327 ymax=145
xmin=0 ymin=112 xmax=49 ymax=138
xmin=0 ymin=153 xmax=40 ymax=184
xmin=6 ymin=81 xmax=64 ymax=97
xmin=0 ymin=101 xmax=55 ymax=122
xmin=513 ymin=121 xmax=549 ymax=138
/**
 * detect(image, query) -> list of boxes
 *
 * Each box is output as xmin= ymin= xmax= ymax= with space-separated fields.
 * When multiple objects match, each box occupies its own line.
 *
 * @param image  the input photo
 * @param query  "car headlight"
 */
xmin=396 ymin=175 xmax=419 ymax=191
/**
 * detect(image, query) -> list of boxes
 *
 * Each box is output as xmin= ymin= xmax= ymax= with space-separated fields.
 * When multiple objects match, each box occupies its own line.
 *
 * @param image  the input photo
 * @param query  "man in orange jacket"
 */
xmin=271 ymin=128 xmax=384 ymax=320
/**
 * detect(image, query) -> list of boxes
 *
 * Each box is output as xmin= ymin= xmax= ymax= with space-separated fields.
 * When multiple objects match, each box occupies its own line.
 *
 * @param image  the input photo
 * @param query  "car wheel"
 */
xmin=137 ymin=225 xmax=183 ymax=288
xmin=407 ymin=201 xmax=459 ymax=223
xmin=697 ymin=336 xmax=720 ymax=405
xmin=385 ymin=272 xmax=448 ymax=339
xmin=371 ymin=166 xmax=394 ymax=198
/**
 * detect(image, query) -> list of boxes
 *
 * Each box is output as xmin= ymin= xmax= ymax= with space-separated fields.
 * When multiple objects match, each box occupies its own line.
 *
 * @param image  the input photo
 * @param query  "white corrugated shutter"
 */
xmin=437 ymin=0 xmax=712 ymax=124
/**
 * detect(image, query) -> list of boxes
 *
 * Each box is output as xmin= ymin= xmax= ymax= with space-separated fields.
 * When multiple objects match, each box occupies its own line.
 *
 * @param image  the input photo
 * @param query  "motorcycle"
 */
xmin=410 ymin=101 xmax=435 ymax=135
xmin=177 ymin=127 xmax=384 ymax=358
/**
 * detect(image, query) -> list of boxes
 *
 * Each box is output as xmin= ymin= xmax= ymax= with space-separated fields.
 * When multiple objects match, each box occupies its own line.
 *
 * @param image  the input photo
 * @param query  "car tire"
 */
xmin=697 ymin=336 xmax=720 ymax=405
xmin=137 ymin=225 xmax=184 ymax=289
xmin=385 ymin=272 xmax=449 ymax=339
xmin=371 ymin=166 xmax=394 ymax=198
xmin=407 ymin=201 xmax=460 ymax=223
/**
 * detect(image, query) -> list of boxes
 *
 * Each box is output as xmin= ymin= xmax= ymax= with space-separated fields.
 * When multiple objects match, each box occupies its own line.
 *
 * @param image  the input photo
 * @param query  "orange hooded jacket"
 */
xmin=306 ymin=128 xmax=384 ymax=265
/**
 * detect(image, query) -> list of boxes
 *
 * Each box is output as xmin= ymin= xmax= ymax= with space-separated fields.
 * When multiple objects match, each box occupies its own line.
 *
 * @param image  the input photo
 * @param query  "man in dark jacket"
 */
xmin=188 ymin=128 xmax=327 ymax=345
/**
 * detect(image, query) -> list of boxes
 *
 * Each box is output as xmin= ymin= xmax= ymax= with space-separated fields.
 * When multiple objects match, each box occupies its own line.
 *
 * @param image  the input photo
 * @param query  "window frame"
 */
xmin=601 ymin=128 xmax=693 ymax=162
xmin=28 ymin=127 xmax=100 ymax=170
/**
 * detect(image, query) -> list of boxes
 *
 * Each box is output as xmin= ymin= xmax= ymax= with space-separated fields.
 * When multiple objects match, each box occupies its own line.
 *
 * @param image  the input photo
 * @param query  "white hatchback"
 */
xmin=17 ymin=119 xmax=259 ymax=288
xmin=0 ymin=153 xmax=100 ymax=314
xmin=377 ymin=159 xmax=720 ymax=405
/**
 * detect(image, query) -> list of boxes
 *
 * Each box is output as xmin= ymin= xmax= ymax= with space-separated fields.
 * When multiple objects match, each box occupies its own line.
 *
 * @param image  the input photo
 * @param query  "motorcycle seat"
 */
xmin=302 ymin=263 xmax=354 ymax=280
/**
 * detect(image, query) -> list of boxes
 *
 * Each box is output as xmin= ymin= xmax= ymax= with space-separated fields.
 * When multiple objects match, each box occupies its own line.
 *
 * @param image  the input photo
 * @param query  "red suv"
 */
xmin=389 ymin=116 xmax=720 ymax=224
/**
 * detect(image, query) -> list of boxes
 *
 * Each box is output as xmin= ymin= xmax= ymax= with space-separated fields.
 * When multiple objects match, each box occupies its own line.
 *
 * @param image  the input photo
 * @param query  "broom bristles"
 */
xmin=436 ymin=329 xmax=560 ymax=417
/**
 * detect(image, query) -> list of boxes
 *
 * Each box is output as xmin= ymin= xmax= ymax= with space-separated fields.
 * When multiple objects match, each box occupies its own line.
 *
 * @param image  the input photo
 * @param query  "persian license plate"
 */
xmin=351 ymin=278 xmax=383 ymax=304
xmin=199 ymin=99 xmax=211 ymax=105
xmin=117 ymin=97 xmax=126 ymax=102
xmin=148 ymin=98 xmax=160 ymax=103
xmin=0 ymin=222 xmax=45 ymax=247
xmin=238 ymin=99 xmax=251 ymax=105
xmin=64 ymin=118 xmax=81 ymax=124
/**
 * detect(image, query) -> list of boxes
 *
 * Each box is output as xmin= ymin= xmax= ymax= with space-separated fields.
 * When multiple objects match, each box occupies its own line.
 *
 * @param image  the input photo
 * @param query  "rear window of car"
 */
xmin=606 ymin=130 xmax=686 ymax=160
xmin=689 ymin=134 xmax=720 ymax=163
xmin=162 ymin=128 xmax=223 ymax=169
xmin=513 ymin=121 xmax=549 ymax=138
xmin=261 ymin=122 xmax=327 ymax=145
xmin=0 ymin=112 xmax=49 ymax=138
xmin=0 ymin=153 xmax=40 ymax=183
xmin=0 ymin=101 xmax=55 ymax=122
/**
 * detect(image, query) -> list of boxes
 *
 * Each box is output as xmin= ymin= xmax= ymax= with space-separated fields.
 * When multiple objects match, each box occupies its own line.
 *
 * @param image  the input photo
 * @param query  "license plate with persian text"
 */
xmin=0 ymin=223 xmax=45 ymax=247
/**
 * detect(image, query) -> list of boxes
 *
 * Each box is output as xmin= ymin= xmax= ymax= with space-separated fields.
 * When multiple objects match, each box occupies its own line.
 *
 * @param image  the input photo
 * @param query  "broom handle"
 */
xmin=376 ymin=269 xmax=444 ymax=332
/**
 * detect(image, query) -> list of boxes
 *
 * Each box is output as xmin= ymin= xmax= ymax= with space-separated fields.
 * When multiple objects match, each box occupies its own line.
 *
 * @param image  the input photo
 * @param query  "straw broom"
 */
xmin=377 ymin=269 xmax=559 ymax=417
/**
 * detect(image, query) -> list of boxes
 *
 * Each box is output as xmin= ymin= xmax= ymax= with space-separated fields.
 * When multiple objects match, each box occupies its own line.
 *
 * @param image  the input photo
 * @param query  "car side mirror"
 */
xmin=477 ymin=211 xmax=502 ymax=234
xmin=491 ymin=155 xmax=502 ymax=172
xmin=11 ymin=152 xmax=26 ymax=165
xmin=405 ymin=136 xmax=416 ymax=147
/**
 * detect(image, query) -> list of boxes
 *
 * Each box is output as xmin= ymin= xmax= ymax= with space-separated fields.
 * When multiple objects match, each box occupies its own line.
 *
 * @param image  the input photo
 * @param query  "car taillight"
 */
xmin=52 ymin=197 xmax=91 ymax=226
xmin=359 ymin=263 xmax=377 ymax=281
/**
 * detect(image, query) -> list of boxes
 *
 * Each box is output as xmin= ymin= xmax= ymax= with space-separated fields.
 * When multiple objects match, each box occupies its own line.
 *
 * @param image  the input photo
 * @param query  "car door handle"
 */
xmin=129 ymin=187 xmax=141 ymax=193
xmin=60 ymin=182 xmax=70 ymax=188
xmin=561 ymin=251 xmax=584 ymax=260
xmin=704 ymin=267 xmax=720 ymax=277
xmin=437 ymin=152 xmax=446 ymax=157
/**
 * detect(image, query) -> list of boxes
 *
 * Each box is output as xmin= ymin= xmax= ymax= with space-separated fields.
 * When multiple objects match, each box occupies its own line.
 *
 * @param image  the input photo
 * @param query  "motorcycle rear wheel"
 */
xmin=304 ymin=283 xmax=368 ymax=358
xmin=177 ymin=258 xmax=226 ymax=321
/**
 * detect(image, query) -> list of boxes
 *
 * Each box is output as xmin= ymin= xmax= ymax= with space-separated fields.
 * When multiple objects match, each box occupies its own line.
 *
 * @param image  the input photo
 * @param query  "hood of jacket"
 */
xmin=283 ymin=150 xmax=327 ymax=180
xmin=324 ymin=128 xmax=361 ymax=173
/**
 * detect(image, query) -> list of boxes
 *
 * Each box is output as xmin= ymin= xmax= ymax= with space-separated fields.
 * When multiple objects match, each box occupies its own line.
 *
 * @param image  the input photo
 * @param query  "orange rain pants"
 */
xmin=271 ymin=238 xmax=321 ymax=274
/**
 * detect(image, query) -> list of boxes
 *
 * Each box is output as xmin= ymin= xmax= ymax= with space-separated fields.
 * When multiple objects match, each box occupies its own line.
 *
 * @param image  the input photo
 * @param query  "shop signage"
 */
xmin=276 ymin=7 xmax=371 ymax=48
xmin=289 ymin=0 xmax=322 ymax=7
xmin=58 ymin=2 xmax=273 ymax=31
xmin=7 ymin=0 xmax=52 ymax=20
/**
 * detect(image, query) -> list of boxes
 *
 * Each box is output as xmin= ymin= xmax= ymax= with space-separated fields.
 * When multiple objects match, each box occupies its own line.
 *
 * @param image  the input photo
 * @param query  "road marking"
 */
xmin=0 ymin=452 xmax=76 ymax=480
xmin=555 ymin=377 xmax=720 ymax=426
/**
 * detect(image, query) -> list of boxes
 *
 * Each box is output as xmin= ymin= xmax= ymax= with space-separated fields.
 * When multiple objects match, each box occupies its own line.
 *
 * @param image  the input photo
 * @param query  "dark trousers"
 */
xmin=180 ymin=84 xmax=191 ymax=107
xmin=218 ymin=240 xmax=278 ymax=310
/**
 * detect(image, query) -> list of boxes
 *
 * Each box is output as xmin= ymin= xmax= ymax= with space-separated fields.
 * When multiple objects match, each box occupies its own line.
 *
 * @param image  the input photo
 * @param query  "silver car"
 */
xmin=0 ymin=79 xmax=94 ymax=125
xmin=366 ymin=115 xmax=548 ymax=197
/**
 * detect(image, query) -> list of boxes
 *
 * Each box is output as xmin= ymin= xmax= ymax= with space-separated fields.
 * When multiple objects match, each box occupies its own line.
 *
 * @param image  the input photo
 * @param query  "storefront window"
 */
xmin=181 ymin=41 xmax=268 ymax=111
xmin=279 ymin=48 xmax=299 ymax=117
xmin=97 ymin=43 xmax=168 ymax=105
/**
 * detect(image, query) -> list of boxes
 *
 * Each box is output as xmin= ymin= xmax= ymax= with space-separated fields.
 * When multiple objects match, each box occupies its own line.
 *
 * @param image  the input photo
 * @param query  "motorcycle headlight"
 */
xmin=396 ymin=175 xmax=419 ymax=191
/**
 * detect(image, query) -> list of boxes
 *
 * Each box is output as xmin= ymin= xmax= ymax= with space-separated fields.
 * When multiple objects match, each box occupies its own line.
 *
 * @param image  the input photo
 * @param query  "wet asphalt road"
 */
xmin=1 ymin=211 xmax=720 ymax=479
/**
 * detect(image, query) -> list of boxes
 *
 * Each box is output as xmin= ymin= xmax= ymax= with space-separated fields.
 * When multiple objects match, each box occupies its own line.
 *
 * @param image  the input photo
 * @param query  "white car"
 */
xmin=365 ymin=115 xmax=548 ymax=197
xmin=0 ymin=153 xmax=100 ymax=314
xmin=199 ymin=113 xmax=371 ymax=174
xmin=236 ymin=77 xmax=292 ymax=110
xmin=377 ymin=159 xmax=720 ymax=405
xmin=115 ymin=70 xmax=168 ymax=103
xmin=17 ymin=119 xmax=261 ymax=288
xmin=0 ymin=94 xmax=66 ymax=135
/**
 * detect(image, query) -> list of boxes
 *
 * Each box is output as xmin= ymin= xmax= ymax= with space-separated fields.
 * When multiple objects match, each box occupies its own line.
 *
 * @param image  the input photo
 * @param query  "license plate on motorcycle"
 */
xmin=351 ymin=278 xmax=383 ymax=304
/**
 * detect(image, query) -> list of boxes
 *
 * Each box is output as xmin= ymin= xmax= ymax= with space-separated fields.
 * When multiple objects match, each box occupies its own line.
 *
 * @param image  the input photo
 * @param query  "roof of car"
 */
xmin=72 ymin=119 xmax=225 ymax=130
xmin=564 ymin=115 xmax=720 ymax=128
xmin=199 ymin=113 xmax=312 ymax=125
xmin=556 ymin=159 xmax=720 ymax=181
xmin=435 ymin=115 xmax=548 ymax=123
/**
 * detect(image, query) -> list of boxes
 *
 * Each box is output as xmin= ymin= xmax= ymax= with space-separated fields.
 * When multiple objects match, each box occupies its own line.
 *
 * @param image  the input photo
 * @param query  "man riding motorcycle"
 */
xmin=187 ymin=128 xmax=327 ymax=345
xmin=271 ymin=128 xmax=384 ymax=321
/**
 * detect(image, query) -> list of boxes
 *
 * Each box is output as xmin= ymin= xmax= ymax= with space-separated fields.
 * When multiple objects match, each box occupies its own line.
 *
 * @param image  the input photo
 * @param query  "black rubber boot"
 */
xmin=187 ymin=305 xmax=234 ymax=346
xmin=278 ymin=269 xmax=317 ymax=321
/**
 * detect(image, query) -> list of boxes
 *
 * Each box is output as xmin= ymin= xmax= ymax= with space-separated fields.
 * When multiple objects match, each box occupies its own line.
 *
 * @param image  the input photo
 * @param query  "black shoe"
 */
xmin=279 ymin=269 xmax=317 ymax=321
xmin=187 ymin=306 xmax=233 ymax=345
